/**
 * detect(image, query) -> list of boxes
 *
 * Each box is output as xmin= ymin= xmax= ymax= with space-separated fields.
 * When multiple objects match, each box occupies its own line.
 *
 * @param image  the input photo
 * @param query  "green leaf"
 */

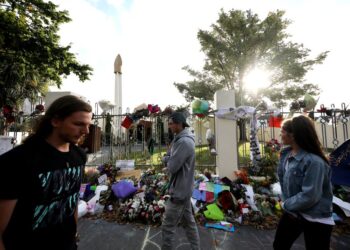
xmin=0 ymin=0 xmax=93 ymax=107
xmin=174 ymin=9 xmax=327 ymax=108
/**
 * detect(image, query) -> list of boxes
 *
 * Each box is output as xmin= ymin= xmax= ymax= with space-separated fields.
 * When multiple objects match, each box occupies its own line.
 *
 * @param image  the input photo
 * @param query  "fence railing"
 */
xmin=238 ymin=103 xmax=349 ymax=167
xmin=1 ymin=102 xmax=348 ymax=171
xmin=83 ymin=113 xmax=217 ymax=171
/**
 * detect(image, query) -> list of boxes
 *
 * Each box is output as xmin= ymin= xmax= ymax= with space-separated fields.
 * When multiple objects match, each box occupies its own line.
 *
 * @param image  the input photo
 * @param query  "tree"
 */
xmin=0 ymin=0 xmax=93 ymax=108
xmin=174 ymin=9 xmax=328 ymax=108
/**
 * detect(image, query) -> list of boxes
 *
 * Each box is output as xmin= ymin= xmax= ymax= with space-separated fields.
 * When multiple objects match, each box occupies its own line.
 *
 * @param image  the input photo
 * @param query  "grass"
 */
xmin=113 ymin=145 xmax=217 ymax=172
xmin=111 ymin=142 xmax=259 ymax=172
xmin=149 ymin=145 xmax=216 ymax=165
xmin=238 ymin=141 xmax=266 ymax=167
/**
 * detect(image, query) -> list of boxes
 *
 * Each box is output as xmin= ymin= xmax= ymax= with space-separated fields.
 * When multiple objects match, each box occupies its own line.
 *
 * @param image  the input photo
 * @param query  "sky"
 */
xmin=50 ymin=0 xmax=350 ymax=113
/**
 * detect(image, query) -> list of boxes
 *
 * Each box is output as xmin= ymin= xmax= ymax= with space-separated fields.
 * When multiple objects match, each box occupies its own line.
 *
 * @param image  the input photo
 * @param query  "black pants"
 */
xmin=273 ymin=212 xmax=333 ymax=250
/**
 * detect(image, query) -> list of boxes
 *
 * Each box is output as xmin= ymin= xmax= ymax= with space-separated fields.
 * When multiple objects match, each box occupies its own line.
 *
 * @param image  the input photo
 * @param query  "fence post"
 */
xmin=214 ymin=89 xmax=238 ymax=180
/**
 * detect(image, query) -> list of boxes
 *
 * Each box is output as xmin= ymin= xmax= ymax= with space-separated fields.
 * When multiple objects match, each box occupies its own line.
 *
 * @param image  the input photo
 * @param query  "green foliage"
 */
xmin=174 ymin=66 xmax=224 ymax=102
xmin=256 ymin=139 xmax=281 ymax=182
xmin=174 ymin=9 xmax=328 ymax=107
xmin=0 ymin=0 xmax=93 ymax=107
xmin=113 ymin=145 xmax=216 ymax=171
xmin=238 ymin=140 xmax=280 ymax=181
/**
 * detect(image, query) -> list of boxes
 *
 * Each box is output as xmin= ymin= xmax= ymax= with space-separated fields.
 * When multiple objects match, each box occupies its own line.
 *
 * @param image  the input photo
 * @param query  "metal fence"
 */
xmin=239 ymin=103 xmax=350 ymax=166
xmin=83 ymin=111 xmax=217 ymax=171
xmin=1 ymin=102 xmax=349 ymax=170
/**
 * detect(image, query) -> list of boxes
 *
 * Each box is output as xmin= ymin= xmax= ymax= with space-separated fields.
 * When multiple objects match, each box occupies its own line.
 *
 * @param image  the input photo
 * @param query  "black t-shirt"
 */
xmin=0 ymin=136 xmax=86 ymax=250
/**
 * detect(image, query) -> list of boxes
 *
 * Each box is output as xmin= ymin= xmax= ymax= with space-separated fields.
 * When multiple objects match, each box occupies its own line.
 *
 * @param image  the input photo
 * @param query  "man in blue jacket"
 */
xmin=161 ymin=112 xmax=200 ymax=250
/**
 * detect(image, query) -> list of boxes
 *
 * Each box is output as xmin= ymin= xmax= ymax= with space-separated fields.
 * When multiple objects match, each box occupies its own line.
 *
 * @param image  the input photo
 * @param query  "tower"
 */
xmin=114 ymin=54 xmax=123 ymax=144
xmin=114 ymin=54 xmax=122 ymax=115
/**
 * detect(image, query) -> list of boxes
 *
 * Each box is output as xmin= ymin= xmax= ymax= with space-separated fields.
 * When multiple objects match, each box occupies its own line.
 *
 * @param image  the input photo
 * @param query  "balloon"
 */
xmin=199 ymin=100 xmax=209 ymax=113
xmin=191 ymin=99 xmax=201 ymax=110
xmin=303 ymin=94 xmax=318 ymax=111
xmin=192 ymin=100 xmax=209 ymax=115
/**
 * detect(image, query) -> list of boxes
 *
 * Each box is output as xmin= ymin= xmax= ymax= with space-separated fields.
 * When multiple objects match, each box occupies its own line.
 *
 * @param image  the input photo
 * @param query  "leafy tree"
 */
xmin=0 ymin=0 xmax=93 ymax=108
xmin=174 ymin=9 xmax=328 ymax=108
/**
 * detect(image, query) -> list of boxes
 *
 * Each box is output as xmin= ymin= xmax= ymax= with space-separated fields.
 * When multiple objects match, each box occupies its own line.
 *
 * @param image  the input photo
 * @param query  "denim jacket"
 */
xmin=277 ymin=147 xmax=333 ymax=218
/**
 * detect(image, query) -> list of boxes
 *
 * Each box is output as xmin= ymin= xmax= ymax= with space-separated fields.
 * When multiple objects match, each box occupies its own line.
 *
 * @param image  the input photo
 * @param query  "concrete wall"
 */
xmin=44 ymin=91 xmax=88 ymax=109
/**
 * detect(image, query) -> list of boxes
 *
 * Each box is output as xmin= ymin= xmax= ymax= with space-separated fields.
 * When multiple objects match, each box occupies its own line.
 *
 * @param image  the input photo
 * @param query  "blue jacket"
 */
xmin=277 ymin=147 xmax=333 ymax=218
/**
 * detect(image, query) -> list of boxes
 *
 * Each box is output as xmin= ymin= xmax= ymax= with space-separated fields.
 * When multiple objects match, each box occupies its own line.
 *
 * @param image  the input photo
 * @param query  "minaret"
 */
xmin=114 ymin=54 xmax=122 ymax=115
xmin=114 ymin=54 xmax=123 ymax=144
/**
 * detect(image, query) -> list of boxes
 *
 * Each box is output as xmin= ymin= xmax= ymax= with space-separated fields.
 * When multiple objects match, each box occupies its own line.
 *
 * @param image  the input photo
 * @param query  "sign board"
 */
xmin=116 ymin=160 xmax=135 ymax=171
xmin=116 ymin=169 xmax=141 ymax=180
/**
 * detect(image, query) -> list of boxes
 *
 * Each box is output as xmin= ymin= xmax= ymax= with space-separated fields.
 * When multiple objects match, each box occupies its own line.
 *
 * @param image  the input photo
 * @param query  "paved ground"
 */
xmin=77 ymin=218 xmax=350 ymax=250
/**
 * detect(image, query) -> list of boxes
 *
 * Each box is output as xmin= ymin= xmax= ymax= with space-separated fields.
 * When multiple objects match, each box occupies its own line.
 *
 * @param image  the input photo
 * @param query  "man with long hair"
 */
xmin=273 ymin=115 xmax=334 ymax=250
xmin=0 ymin=95 xmax=92 ymax=250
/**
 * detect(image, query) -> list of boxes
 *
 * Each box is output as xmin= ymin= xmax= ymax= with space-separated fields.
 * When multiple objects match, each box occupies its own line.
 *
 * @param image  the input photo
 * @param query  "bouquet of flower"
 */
xmin=265 ymin=139 xmax=281 ymax=155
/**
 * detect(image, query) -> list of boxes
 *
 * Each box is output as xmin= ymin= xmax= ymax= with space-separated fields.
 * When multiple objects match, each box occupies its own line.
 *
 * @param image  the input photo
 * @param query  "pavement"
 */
xmin=82 ymin=149 xmax=350 ymax=250
xmin=77 ymin=218 xmax=350 ymax=250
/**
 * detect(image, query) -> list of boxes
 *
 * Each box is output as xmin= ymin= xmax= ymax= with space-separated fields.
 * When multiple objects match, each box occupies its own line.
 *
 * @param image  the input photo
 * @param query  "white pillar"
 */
xmin=214 ymin=89 xmax=238 ymax=180
xmin=114 ymin=54 xmax=123 ymax=142
xmin=114 ymin=54 xmax=122 ymax=115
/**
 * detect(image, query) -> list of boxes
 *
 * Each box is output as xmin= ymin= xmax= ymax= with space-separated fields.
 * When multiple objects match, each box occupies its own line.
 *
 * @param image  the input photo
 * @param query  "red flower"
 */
xmin=234 ymin=169 xmax=250 ymax=184
xmin=2 ymin=105 xmax=13 ymax=116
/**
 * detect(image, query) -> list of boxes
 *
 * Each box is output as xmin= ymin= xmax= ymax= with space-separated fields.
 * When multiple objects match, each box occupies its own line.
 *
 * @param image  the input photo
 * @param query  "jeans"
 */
xmin=273 ymin=212 xmax=333 ymax=250
xmin=161 ymin=198 xmax=200 ymax=250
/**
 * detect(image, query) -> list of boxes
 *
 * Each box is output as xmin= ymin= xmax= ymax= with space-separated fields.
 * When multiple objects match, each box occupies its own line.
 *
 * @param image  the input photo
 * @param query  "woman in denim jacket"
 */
xmin=273 ymin=115 xmax=334 ymax=250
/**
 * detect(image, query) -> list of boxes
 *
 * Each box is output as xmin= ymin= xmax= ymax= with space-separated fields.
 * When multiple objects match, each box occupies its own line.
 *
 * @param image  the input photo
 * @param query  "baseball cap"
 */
xmin=169 ymin=112 xmax=190 ymax=127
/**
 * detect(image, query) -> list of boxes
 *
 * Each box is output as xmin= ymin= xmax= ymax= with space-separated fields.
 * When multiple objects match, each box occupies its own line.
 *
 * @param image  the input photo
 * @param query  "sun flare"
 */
xmin=244 ymin=68 xmax=271 ymax=93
